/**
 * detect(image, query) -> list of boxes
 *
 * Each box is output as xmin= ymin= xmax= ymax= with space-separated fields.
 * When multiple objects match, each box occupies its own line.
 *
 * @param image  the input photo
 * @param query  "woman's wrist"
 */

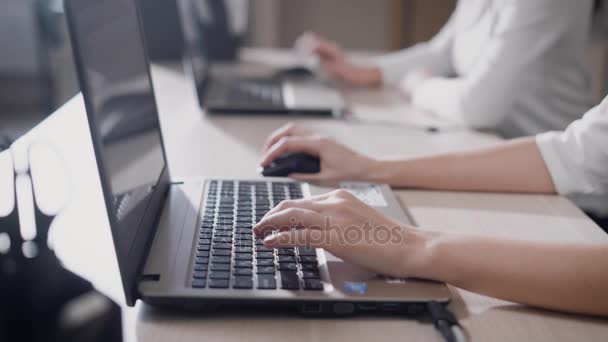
xmin=354 ymin=157 xmax=383 ymax=183
xmin=398 ymin=228 xmax=443 ymax=279
xmin=362 ymin=158 xmax=410 ymax=185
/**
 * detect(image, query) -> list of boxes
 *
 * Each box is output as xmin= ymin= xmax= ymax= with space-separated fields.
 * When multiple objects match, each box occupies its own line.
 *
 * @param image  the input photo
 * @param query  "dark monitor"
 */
xmin=177 ymin=0 xmax=245 ymax=107
xmin=65 ymin=0 xmax=170 ymax=306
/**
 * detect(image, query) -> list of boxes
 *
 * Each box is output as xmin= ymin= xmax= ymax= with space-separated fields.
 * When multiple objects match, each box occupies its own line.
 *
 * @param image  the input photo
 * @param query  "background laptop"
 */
xmin=177 ymin=0 xmax=346 ymax=118
xmin=65 ymin=0 xmax=449 ymax=312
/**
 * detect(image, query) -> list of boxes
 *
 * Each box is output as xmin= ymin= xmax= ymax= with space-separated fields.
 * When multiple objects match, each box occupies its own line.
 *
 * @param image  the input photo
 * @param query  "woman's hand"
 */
xmin=253 ymin=190 xmax=431 ymax=278
xmin=260 ymin=124 xmax=378 ymax=183
xmin=295 ymin=32 xmax=383 ymax=87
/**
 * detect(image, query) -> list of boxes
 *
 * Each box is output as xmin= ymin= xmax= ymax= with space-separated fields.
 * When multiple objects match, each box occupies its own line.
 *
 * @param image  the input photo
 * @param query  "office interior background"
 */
xmin=2 ymin=1 xmax=608 ymax=341
xmin=3 ymin=0 xmax=606 ymax=142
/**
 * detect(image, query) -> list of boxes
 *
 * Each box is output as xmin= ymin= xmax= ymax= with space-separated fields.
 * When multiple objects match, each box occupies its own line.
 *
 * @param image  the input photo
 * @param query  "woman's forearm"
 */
xmin=409 ymin=232 xmax=608 ymax=317
xmin=367 ymin=137 xmax=557 ymax=194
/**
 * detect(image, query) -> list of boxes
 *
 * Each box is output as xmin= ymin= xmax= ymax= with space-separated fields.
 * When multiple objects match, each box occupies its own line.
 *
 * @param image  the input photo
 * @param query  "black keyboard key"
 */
xmin=280 ymin=272 xmax=300 ymax=290
xmin=256 ymin=266 xmax=276 ymax=274
xmin=209 ymin=271 xmax=230 ymax=279
xmin=278 ymin=263 xmax=298 ymax=272
xmin=233 ymin=276 xmax=253 ymax=289
xmin=193 ymin=270 xmax=207 ymax=279
xmin=234 ymin=253 xmax=252 ymax=260
xmin=234 ymin=241 xmax=252 ymax=247
xmin=213 ymin=243 xmax=232 ymax=250
xmin=233 ymin=268 xmax=253 ymax=276
xmin=211 ymin=256 xmax=231 ymax=264
xmin=217 ymin=218 xmax=234 ymax=225
xmin=256 ymin=259 xmax=275 ymax=267
xmin=256 ymin=252 xmax=274 ymax=259
xmin=301 ymin=270 xmax=320 ymax=279
xmin=297 ymin=247 xmax=317 ymax=256
xmin=257 ymin=275 xmax=277 ymax=289
xmin=209 ymin=278 xmax=230 ymax=288
xmin=278 ymin=255 xmax=296 ymax=263
xmin=199 ymin=238 xmax=212 ymax=245
xmin=192 ymin=279 xmax=206 ymax=288
xmin=277 ymin=248 xmax=295 ymax=256
xmin=235 ymin=233 xmax=253 ymax=240
xmin=215 ymin=231 xmax=233 ymax=237
xmin=212 ymin=249 xmax=231 ymax=256
xmin=235 ymin=246 xmax=253 ymax=253
xmin=197 ymin=244 xmax=211 ymax=251
xmin=195 ymin=257 xmax=209 ymax=265
xmin=234 ymin=260 xmax=252 ymax=268
xmin=197 ymin=250 xmax=210 ymax=258
xmin=256 ymin=246 xmax=273 ymax=253
xmin=210 ymin=263 xmax=231 ymax=271
xmin=213 ymin=236 xmax=232 ymax=244
xmin=303 ymin=279 xmax=323 ymax=291
xmin=298 ymin=256 xmax=318 ymax=264
xmin=235 ymin=228 xmax=252 ymax=233
xmin=193 ymin=263 xmax=208 ymax=271
xmin=301 ymin=263 xmax=319 ymax=271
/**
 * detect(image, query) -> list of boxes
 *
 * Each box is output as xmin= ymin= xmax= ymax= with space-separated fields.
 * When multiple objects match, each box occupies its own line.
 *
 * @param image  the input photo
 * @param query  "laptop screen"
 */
xmin=66 ymin=0 xmax=170 ymax=305
xmin=178 ymin=0 xmax=211 ymax=106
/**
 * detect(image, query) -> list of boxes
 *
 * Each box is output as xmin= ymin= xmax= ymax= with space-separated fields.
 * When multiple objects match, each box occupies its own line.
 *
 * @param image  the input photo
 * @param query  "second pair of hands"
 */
xmin=298 ymin=32 xmax=433 ymax=96
xmin=254 ymin=124 xmax=432 ymax=279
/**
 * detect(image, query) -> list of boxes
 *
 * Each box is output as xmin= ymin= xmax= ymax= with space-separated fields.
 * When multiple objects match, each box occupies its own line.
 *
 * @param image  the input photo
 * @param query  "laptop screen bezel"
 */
xmin=65 ymin=0 xmax=171 ymax=306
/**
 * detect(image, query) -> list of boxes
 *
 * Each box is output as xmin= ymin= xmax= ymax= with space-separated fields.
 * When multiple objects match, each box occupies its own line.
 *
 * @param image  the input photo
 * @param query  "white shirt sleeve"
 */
xmin=373 ymin=2 xmax=459 ymax=85
xmin=536 ymin=97 xmax=608 ymax=197
xmin=411 ymin=0 xmax=575 ymax=129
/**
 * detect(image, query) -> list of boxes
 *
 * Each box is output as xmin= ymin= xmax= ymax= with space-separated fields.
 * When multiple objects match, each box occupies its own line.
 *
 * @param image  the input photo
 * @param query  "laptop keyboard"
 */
xmin=191 ymin=180 xmax=323 ymax=291
xmin=208 ymin=80 xmax=284 ymax=109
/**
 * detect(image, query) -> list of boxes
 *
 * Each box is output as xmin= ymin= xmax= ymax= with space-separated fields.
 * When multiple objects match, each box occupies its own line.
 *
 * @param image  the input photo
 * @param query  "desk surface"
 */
xmin=25 ymin=50 xmax=608 ymax=342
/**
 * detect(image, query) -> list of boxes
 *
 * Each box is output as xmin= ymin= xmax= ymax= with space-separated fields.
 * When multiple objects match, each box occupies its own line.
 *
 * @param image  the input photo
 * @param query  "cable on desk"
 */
xmin=426 ymin=302 xmax=468 ymax=342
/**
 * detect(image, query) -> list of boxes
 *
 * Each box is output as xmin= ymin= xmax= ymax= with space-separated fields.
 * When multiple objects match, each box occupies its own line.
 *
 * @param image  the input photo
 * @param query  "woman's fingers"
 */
xmin=253 ymin=207 xmax=321 ymax=237
xmin=313 ymin=38 xmax=342 ymax=62
xmin=263 ymin=228 xmax=327 ymax=249
xmin=262 ymin=197 xmax=324 ymax=219
xmin=259 ymin=136 xmax=322 ymax=167
xmin=263 ymin=123 xmax=298 ymax=152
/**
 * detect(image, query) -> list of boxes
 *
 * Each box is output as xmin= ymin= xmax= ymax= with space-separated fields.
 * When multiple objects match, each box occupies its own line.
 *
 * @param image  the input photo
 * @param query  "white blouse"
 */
xmin=375 ymin=0 xmax=596 ymax=138
xmin=537 ymin=96 xmax=608 ymax=216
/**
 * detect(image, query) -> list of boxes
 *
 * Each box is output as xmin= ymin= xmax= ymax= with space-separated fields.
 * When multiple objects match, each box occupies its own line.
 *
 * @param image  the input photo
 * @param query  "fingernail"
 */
xmin=263 ymin=234 xmax=278 ymax=244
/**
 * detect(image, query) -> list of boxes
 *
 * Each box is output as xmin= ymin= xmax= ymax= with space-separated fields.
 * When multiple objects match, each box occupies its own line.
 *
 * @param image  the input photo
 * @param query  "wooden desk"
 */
xmin=19 ymin=58 xmax=608 ymax=342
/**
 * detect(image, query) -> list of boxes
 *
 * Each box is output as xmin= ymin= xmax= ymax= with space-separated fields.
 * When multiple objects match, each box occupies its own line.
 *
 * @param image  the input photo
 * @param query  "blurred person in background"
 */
xmin=299 ymin=0 xmax=598 ymax=138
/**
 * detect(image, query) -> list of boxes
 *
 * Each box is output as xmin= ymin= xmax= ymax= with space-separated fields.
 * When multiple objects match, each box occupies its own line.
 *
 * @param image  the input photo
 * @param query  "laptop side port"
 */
xmin=357 ymin=303 xmax=378 ymax=312
xmin=381 ymin=303 xmax=402 ymax=312
xmin=301 ymin=303 xmax=323 ymax=315
xmin=332 ymin=303 xmax=355 ymax=315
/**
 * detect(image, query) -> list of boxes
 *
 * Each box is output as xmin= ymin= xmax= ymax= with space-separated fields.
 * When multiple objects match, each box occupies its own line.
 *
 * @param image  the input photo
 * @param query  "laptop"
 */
xmin=65 ymin=0 xmax=450 ymax=312
xmin=177 ymin=0 xmax=346 ymax=118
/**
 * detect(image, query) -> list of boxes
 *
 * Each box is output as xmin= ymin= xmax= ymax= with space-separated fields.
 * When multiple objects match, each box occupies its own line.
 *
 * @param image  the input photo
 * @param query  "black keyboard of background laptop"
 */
xmin=191 ymin=180 xmax=323 ymax=291
xmin=208 ymin=80 xmax=284 ymax=109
